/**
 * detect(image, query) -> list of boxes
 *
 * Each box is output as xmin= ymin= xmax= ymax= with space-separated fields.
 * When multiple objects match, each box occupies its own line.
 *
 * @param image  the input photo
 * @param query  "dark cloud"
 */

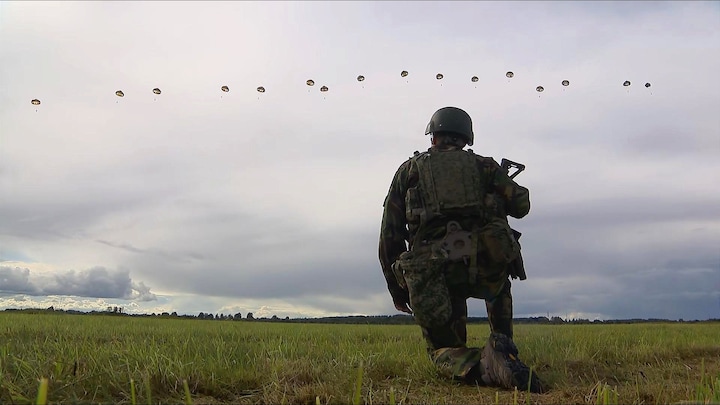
xmin=511 ymin=265 xmax=720 ymax=321
xmin=0 ymin=266 xmax=156 ymax=301
xmin=0 ymin=266 xmax=40 ymax=294
xmin=44 ymin=266 xmax=133 ymax=298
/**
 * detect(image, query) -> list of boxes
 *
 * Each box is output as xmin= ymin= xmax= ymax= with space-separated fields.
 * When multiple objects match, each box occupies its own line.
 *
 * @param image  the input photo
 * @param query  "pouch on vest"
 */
xmin=405 ymin=187 xmax=423 ymax=225
xmin=478 ymin=218 xmax=521 ymax=265
xmin=394 ymin=244 xmax=452 ymax=327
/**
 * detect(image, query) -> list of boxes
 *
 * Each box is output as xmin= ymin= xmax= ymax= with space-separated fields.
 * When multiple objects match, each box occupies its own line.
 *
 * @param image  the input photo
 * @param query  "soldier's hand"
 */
xmin=392 ymin=291 xmax=413 ymax=314
xmin=394 ymin=300 xmax=413 ymax=314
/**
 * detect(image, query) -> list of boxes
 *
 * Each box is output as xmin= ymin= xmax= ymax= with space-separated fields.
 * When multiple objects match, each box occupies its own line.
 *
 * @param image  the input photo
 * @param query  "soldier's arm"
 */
xmin=378 ymin=161 xmax=411 ymax=300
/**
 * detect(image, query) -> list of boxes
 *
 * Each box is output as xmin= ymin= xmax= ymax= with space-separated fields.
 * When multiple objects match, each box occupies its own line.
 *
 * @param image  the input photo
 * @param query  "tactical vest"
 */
xmin=405 ymin=149 xmax=491 ymax=242
xmin=396 ymin=149 xmax=524 ymax=292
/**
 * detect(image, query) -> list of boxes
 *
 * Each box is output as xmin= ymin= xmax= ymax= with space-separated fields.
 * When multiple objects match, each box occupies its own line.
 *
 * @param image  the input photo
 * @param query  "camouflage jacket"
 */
xmin=378 ymin=146 xmax=531 ymax=300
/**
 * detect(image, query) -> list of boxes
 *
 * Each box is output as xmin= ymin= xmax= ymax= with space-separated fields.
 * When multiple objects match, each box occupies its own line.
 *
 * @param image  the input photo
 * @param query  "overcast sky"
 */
xmin=1 ymin=1 xmax=719 ymax=321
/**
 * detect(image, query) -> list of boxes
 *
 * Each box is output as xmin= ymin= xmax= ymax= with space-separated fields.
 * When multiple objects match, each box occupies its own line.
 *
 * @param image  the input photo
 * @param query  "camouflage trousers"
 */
xmin=421 ymin=279 xmax=513 ymax=344
xmin=420 ymin=276 xmax=514 ymax=380
xmin=394 ymin=244 xmax=515 ymax=380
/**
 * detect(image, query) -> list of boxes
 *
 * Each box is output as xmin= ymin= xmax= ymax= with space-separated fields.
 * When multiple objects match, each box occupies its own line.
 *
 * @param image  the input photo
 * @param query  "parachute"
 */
xmin=20 ymin=70 xmax=656 ymax=105
xmin=31 ymin=98 xmax=41 ymax=112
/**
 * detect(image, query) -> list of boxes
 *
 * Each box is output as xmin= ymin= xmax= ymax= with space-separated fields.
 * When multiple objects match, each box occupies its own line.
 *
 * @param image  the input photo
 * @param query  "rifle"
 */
xmin=500 ymin=158 xmax=527 ymax=280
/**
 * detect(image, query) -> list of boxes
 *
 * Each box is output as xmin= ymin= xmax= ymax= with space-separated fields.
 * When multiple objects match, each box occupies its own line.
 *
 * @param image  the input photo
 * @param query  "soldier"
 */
xmin=378 ymin=106 xmax=545 ymax=393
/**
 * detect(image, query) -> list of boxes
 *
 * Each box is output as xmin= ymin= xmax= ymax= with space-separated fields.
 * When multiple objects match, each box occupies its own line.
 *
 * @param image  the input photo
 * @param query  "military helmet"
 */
xmin=425 ymin=106 xmax=474 ymax=146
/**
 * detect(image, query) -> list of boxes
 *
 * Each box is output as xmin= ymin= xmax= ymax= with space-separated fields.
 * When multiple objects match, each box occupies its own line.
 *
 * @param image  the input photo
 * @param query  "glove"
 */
xmin=391 ymin=288 xmax=412 ymax=314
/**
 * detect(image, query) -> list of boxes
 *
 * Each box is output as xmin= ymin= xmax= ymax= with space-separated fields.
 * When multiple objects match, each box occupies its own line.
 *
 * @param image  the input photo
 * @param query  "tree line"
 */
xmin=2 ymin=307 xmax=717 ymax=324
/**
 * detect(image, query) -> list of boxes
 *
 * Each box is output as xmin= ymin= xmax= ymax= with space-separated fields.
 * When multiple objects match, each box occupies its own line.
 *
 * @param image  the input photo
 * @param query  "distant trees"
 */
xmin=196 ymin=312 xmax=250 ymax=321
xmin=2 ymin=307 xmax=719 ymax=324
xmin=198 ymin=312 xmax=216 ymax=320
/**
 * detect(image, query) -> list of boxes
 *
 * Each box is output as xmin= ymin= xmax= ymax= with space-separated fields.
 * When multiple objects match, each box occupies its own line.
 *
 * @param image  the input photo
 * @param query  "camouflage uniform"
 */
xmin=378 ymin=144 xmax=530 ymax=381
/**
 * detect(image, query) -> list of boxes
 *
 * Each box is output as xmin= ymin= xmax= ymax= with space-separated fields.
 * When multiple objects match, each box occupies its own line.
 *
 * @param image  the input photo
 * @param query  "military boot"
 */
xmin=478 ymin=332 xmax=546 ymax=393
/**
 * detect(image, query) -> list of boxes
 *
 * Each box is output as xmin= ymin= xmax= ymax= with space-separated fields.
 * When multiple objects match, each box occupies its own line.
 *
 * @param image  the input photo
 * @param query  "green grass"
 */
xmin=0 ymin=313 xmax=718 ymax=404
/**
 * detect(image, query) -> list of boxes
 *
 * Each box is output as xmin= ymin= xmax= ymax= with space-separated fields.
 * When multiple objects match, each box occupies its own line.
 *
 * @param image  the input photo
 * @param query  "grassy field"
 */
xmin=0 ymin=312 xmax=718 ymax=404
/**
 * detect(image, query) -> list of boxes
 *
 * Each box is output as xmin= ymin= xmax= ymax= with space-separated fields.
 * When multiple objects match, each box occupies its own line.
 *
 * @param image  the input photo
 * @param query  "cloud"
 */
xmin=0 ymin=266 xmax=39 ymax=294
xmin=0 ymin=265 xmax=156 ymax=301
xmin=130 ymin=281 xmax=157 ymax=302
